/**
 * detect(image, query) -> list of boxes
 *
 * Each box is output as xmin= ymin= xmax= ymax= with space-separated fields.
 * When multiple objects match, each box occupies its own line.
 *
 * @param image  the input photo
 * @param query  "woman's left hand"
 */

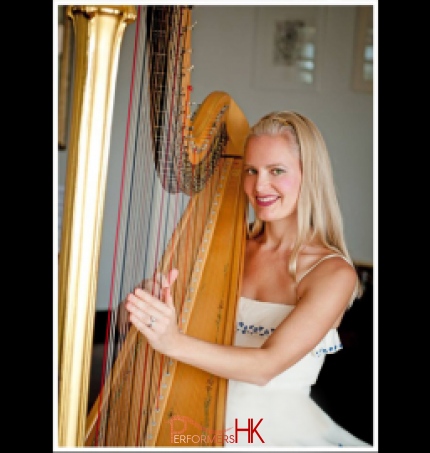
xmin=125 ymin=268 xmax=180 ymax=356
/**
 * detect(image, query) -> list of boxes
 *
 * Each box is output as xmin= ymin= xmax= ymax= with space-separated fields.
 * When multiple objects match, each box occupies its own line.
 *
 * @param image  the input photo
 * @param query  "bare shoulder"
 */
xmin=296 ymin=249 xmax=357 ymax=308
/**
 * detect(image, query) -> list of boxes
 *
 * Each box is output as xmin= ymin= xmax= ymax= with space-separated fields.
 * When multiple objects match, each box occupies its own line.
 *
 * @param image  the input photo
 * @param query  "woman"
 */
xmin=125 ymin=111 xmax=371 ymax=447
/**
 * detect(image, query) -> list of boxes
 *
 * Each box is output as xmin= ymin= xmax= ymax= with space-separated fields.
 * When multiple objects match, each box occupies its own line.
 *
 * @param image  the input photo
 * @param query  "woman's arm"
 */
xmin=125 ymin=270 xmax=269 ymax=385
xmin=125 ymin=259 xmax=357 ymax=385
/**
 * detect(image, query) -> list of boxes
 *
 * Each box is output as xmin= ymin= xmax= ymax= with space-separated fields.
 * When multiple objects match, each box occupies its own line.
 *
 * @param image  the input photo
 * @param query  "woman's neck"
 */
xmin=259 ymin=220 xmax=298 ymax=252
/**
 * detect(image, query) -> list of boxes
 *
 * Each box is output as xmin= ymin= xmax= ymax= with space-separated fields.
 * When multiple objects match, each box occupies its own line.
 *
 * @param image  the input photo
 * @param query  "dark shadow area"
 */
xmin=311 ymin=265 xmax=374 ymax=445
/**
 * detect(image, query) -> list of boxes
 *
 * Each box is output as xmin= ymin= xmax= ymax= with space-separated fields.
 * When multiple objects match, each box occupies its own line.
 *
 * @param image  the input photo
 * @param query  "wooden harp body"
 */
xmin=57 ymin=5 xmax=249 ymax=447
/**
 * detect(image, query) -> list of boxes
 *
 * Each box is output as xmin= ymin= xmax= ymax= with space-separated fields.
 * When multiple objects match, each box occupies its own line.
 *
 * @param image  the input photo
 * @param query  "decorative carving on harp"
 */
xmin=57 ymin=5 xmax=249 ymax=447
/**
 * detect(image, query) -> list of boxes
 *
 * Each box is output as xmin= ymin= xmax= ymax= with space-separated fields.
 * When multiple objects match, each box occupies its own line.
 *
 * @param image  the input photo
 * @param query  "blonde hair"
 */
xmin=245 ymin=111 xmax=362 ymax=301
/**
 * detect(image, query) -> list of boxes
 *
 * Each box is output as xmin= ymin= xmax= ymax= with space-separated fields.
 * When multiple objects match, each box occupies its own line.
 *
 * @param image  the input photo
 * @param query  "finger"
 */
xmin=128 ymin=289 xmax=169 ymax=324
xmin=168 ymin=268 xmax=179 ymax=286
xmin=160 ymin=268 xmax=179 ymax=289
xmin=142 ymin=273 xmax=165 ymax=298
xmin=146 ymin=313 xmax=160 ymax=330
xmin=126 ymin=295 xmax=162 ymax=328
xmin=129 ymin=311 xmax=157 ymax=336
xmin=162 ymin=269 xmax=179 ymax=306
xmin=126 ymin=299 xmax=149 ymax=325
xmin=133 ymin=287 xmax=158 ymax=305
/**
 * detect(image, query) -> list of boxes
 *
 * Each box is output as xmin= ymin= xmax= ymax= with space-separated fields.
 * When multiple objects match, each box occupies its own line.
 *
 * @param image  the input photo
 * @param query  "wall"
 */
xmin=189 ymin=5 xmax=373 ymax=266
xmin=57 ymin=5 xmax=374 ymax=311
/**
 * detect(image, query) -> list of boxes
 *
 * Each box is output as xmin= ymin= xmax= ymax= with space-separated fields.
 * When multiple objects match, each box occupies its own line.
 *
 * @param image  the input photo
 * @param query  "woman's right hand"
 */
xmin=117 ymin=270 xmax=176 ymax=329
xmin=125 ymin=268 xmax=181 ymax=356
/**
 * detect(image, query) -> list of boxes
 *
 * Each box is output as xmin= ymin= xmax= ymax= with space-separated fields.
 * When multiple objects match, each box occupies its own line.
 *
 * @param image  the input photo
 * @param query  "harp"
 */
xmin=57 ymin=5 xmax=249 ymax=447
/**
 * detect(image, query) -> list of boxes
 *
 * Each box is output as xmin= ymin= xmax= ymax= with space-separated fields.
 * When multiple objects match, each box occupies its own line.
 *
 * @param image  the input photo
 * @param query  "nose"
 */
xmin=255 ymin=172 xmax=269 ymax=192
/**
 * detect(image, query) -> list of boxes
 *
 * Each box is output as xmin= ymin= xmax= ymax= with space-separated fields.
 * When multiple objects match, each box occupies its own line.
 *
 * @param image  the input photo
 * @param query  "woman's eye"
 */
xmin=272 ymin=168 xmax=285 ymax=175
xmin=245 ymin=168 xmax=256 ymax=175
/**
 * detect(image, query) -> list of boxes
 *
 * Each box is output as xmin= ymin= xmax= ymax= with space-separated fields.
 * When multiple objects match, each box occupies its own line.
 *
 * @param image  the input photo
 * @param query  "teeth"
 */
xmin=257 ymin=196 xmax=277 ymax=202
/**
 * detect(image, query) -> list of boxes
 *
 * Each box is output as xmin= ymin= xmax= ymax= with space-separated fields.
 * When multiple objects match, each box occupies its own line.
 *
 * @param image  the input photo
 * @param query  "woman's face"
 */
xmin=243 ymin=134 xmax=302 ymax=223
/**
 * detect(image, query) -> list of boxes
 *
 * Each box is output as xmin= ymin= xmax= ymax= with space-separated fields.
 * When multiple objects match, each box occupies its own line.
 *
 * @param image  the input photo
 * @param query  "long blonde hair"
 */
xmin=245 ymin=111 xmax=362 ymax=301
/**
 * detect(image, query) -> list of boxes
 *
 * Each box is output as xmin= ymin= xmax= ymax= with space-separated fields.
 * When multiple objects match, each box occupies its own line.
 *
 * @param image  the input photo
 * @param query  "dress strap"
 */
xmin=297 ymin=254 xmax=349 ymax=284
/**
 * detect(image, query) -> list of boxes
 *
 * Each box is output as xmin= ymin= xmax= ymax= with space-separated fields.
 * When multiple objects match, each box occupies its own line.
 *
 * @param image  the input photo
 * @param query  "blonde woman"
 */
xmin=125 ymin=111 xmax=371 ymax=447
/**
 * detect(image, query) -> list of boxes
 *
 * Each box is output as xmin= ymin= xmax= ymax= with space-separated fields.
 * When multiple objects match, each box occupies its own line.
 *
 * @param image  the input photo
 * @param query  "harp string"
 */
xmin=90 ymin=5 xmax=146 ymax=444
xmin=87 ymin=6 xmax=201 ymax=446
xmin=92 ymin=5 xmax=149 ymax=445
xmin=127 ymin=6 xmax=184 ymax=445
xmin=86 ymin=6 xmax=235 ymax=446
xmin=143 ymin=7 xmax=186 ymax=442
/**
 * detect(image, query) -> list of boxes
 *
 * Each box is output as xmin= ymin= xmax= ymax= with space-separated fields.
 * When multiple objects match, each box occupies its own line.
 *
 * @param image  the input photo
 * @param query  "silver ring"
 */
xmin=147 ymin=315 xmax=156 ymax=328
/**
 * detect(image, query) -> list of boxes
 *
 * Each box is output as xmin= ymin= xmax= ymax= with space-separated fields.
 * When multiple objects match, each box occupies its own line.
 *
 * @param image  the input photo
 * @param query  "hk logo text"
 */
xmin=169 ymin=416 xmax=264 ymax=444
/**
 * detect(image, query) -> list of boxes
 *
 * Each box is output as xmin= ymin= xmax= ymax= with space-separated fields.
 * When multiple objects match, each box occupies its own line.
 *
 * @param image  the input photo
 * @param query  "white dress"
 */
xmin=223 ymin=297 xmax=371 ymax=448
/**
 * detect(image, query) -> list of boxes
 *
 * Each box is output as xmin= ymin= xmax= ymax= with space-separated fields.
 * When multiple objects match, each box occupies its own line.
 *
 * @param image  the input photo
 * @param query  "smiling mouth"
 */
xmin=256 ymin=196 xmax=278 ymax=207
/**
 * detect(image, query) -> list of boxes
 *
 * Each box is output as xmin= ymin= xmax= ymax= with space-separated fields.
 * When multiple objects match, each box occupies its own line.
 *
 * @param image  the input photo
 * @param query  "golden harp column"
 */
xmin=57 ymin=5 xmax=136 ymax=447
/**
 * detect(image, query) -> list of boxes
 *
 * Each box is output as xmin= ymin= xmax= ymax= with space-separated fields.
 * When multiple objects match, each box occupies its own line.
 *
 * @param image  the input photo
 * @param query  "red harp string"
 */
xmin=86 ymin=5 xmax=224 ymax=446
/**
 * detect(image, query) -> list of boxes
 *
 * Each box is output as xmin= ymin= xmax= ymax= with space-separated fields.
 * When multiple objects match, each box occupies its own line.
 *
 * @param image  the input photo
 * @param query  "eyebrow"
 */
xmin=243 ymin=163 xmax=287 ymax=168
